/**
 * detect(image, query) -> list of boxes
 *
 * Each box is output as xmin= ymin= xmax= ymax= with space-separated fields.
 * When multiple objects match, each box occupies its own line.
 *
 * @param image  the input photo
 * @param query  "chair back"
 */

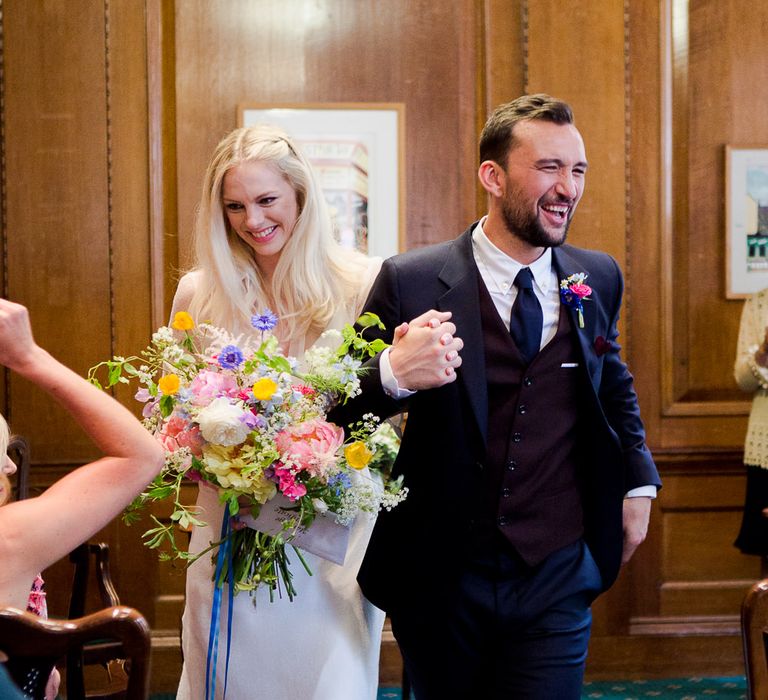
xmin=742 ymin=578 xmax=768 ymax=699
xmin=0 ymin=606 xmax=150 ymax=700
xmin=67 ymin=543 xmax=125 ymax=699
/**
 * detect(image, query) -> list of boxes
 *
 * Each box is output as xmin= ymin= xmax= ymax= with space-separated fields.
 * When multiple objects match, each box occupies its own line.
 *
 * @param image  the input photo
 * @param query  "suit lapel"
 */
xmin=552 ymin=247 xmax=600 ymax=389
xmin=437 ymin=228 xmax=489 ymax=445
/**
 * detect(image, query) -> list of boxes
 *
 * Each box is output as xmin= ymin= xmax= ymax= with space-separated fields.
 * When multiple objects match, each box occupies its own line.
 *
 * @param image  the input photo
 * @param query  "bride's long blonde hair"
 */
xmin=187 ymin=125 xmax=369 ymax=339
xmin=0 ymin=415 xmax=11 ymax=506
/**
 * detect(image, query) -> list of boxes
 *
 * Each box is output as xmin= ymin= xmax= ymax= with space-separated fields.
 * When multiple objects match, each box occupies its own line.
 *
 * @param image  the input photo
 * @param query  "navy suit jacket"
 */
xmin=332 ymin=225 xmax=660 ymax=613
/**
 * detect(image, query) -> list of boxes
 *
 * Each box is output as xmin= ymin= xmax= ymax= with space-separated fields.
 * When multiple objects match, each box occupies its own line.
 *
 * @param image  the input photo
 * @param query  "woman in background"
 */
xmin=173 ymin=125 xmax=385 ymax=699
xmin=0 ymin=298 xmax=165 ymax=698
xmin=734 ymin=288 xmax=768 ymax=564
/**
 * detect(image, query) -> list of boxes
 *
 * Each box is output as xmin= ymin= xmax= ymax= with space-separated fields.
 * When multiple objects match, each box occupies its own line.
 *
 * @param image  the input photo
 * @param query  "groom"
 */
xmin=333 ymin=94 xmax=660 ymax=699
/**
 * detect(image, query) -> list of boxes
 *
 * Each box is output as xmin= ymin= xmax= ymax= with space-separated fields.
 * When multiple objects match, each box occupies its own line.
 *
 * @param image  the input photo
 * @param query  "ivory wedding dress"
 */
xmin=174 ymin=260 xmax=385 ymax=700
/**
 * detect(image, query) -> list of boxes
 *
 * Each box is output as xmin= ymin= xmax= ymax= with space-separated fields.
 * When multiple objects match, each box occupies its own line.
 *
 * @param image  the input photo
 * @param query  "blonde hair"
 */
xmin=0 ymin=414 xmax=10 ymax=506
xmin=188 ymin=125 xmax=369 ymax=338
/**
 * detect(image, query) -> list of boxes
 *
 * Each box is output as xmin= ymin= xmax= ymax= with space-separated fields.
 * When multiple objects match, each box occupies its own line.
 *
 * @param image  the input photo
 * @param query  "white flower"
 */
xmin=312 ymin=498 xmax=329 ymax=514
xmin=196 ymin=397 xmax=250 ymax=446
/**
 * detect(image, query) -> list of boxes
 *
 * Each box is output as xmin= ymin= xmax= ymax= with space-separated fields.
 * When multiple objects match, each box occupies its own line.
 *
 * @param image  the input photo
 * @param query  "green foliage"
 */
xmin=337 ymin=313 xmax=388 ymax=361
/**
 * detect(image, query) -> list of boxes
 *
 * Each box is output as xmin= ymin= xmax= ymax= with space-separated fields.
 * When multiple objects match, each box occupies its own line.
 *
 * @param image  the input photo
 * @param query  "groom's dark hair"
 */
xmin=479 ymin=94 xmax=574 ymax=169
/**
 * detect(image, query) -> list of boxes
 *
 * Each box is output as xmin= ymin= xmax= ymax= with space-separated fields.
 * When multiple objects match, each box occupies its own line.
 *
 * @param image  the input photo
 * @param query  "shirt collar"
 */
xmin=472 ymin=218 xmax=553 ymax=295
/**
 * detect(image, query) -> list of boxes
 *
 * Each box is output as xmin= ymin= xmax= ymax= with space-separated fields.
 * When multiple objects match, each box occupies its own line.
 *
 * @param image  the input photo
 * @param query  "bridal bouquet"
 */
xmin=89 ymin=310 xmax=405 ymax=601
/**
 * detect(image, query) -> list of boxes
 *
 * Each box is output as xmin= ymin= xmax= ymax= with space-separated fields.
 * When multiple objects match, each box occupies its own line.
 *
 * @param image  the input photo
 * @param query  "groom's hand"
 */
xmin=389 ymin=310 xmax=463 ymax=390
xmin=621 ymin=496 xmax=651 ymax=564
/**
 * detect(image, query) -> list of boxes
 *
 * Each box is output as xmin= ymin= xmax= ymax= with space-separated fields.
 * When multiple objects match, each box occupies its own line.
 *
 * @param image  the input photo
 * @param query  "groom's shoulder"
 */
xmin=383 ymin=226 xmax=473 ymax=272
xmin=559 ymin=243 xmax=621 ymax=275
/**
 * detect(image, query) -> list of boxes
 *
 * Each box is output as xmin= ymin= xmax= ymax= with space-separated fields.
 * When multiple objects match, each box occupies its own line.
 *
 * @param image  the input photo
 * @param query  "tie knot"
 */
xmin=514 ymin=267 xmax=534 ymax=291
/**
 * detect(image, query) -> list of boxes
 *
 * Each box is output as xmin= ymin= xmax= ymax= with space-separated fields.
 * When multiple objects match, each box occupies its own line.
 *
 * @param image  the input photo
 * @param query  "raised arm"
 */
xmin=0 ymin=299 xmax=165 ymax=609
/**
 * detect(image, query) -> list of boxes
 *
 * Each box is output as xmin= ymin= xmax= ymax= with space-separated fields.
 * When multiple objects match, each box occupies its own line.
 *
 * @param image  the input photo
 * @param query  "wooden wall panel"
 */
xmin=0 ymin=0 xmax=161 ymax=676
xmin=525 ymin=1 xmax=628 ymax=268
xmin=3 ymin=0 xmax=112 ymax=461
xmin=173 ymin=0 xmax=482 ymax=277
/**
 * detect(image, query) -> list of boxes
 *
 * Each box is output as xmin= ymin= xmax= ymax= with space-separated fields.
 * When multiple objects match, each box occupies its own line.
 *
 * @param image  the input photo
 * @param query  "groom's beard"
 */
xmin=501 ymin=197 xmax=573 ymax=249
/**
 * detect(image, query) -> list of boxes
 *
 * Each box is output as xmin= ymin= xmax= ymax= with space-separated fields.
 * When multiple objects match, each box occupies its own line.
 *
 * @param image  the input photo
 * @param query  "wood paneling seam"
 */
xmin=623 ymin=0 xmax=632 ymax=348
xmin=0 ymin=0 xmax=9 ymax=420
xmin=103 ymin=0 xmax=116 ymax=360
xmin=521 ymin=0 xmax=528 ymax=93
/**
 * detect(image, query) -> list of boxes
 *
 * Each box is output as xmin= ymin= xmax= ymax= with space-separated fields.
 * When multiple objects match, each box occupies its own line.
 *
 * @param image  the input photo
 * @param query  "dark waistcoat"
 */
xmin=477 ymin=275 xmax=587 ymax=566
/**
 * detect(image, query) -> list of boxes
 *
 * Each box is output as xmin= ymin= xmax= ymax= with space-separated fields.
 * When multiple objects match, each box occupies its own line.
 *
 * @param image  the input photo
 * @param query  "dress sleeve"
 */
xmin=734 ymin=292 xmax=768 ymax=392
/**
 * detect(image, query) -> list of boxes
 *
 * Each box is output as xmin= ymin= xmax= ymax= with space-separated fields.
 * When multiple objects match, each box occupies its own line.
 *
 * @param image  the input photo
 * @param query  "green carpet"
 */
xmin=376 ymin=677 xmax=749 ymax=699
xmin=580 ymin=677 xmax=747 ymax=699
xmin=151 ymin=677 xmax=749 ymax=699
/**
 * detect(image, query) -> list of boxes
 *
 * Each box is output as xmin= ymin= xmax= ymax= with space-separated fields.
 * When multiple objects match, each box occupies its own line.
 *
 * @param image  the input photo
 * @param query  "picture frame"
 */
xmin=238 ymin=102 xmax=405 ymax=259
xmin=725 ymin=145 xmax=768 ymax=298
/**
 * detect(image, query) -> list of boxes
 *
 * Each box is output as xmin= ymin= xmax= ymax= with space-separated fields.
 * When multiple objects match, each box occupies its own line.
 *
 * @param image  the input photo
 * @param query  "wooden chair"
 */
xmin=67 ymin=542 xmax=127 ymax=699
xmin=742 ymin=578 xmax=768 ymax=699
xmin=0 ymin=606 xmax=150 ymax=700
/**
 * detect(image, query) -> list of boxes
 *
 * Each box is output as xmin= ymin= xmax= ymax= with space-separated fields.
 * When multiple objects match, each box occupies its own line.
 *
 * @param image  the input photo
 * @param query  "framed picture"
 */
xmin=238 ymin=102 xmax=405 ymax=259
xmin=726 ymin=145 xmax=768 ymax=298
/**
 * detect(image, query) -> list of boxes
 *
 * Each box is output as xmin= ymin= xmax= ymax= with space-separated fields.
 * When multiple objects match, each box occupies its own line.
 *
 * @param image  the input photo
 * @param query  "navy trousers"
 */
xmin=389 ymin=537 xmax=603 ymax=700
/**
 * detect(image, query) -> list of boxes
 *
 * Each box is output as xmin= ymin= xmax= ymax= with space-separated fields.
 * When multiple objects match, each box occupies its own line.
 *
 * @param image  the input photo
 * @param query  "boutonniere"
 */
xmin=559 ymin=273 xmax=592 ymax=328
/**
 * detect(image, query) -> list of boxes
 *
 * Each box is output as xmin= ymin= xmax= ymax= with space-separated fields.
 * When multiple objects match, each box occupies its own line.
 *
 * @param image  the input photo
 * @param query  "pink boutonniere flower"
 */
xmin=559 ymin=273 xmax=592 ymax=328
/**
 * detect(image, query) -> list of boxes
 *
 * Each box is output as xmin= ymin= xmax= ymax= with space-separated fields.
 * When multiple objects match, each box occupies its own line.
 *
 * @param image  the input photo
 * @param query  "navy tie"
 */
xmin=509 ymin=267 xmax=543 ymax=364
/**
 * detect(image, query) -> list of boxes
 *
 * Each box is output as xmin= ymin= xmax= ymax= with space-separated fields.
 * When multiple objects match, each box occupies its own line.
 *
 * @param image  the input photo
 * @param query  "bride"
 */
xmin=173 ymin=125 xmax=386 ymax=699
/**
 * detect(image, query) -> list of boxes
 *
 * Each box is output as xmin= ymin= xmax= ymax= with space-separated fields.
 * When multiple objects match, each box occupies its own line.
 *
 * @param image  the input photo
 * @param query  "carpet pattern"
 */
xmin=376 ymin=676 xmax=748 ymax=699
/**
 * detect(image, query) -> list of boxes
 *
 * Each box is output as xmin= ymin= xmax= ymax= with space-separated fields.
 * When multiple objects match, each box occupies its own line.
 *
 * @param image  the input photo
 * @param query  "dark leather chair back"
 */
xmin=0 ymin=606 xmax=150 ymax=700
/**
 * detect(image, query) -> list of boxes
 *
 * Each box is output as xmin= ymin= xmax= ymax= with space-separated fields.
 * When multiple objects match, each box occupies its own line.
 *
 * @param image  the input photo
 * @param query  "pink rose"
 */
xmin=569 ymin=283 xmax=592 ymax=299
xmin=274 ymin=418 xmax=344 ymax=479
xmin=189 ymin=370 xmax=239 ymax=406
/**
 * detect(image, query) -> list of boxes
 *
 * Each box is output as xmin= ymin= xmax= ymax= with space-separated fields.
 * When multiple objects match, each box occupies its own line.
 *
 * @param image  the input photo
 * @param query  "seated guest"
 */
xmin=0 ymin=298 xmax=165 ymax=698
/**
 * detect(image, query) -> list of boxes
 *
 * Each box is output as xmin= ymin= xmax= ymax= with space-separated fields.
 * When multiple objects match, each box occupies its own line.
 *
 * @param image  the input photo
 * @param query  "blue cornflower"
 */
xmin=251 ymin=309 xmax=279 ymax=332
xmin=218 ymin=344 xmax=244 ymax=370
xmin=328 ymin=472 xmax=353 ymax=496
xmin=334 ymin=355 xmax=361 ymax=384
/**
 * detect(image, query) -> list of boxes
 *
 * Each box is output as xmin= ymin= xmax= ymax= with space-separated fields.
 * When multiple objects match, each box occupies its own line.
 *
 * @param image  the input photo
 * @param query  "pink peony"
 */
xmin=158 ymin=415 xmax=205 ymax=456
xmin=274 ymin=418 xmax=344 ymax=479
xmin=188 ymin=370 xmax=239 ymax=406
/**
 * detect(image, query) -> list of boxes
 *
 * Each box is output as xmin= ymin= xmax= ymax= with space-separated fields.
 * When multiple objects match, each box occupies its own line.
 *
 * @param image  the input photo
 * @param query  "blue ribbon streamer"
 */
xmin=205 ymin=503 xmax=232 ymax=700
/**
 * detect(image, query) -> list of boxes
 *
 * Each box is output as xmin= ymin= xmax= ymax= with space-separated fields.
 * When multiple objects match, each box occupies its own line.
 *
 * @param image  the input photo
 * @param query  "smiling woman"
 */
xmin=171 ymin=124 xmax=388 ymax=700
xmin=221 ymin=160 xmax=299 ymax=279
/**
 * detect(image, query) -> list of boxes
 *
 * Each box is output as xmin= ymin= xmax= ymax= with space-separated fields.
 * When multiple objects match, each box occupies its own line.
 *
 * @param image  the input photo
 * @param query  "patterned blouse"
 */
xmin=735 ymin=288 xmax=768 ymax=468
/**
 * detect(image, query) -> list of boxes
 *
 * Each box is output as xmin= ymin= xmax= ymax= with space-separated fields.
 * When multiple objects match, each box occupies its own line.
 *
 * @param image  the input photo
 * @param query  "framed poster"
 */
xmin=238 ymin=102 xmax=405 ymax=259
xmin=726 ymin=145 xmax=768 ymax=298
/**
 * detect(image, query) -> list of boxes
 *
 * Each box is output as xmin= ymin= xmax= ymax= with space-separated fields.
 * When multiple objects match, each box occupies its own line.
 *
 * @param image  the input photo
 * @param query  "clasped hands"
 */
xmin=389 ymin=310 xmax=464 ymax=391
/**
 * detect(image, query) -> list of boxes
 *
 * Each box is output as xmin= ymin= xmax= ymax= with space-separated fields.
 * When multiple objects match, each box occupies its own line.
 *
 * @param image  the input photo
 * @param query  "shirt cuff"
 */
xmin=379 ymin=346 xmax=416 ymax=400
xmin=625 ymin=486 xmax=657 ymax=499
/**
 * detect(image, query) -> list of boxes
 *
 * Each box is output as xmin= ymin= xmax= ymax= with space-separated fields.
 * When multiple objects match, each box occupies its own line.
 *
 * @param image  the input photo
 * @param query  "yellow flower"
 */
xmin=158 ymin=374 xmax=180 ymax=395
xmin=253 ymin=378 xmax=278 ymax=401
xmin=345 ymin=441 xmax=373 ymax=470
xmin=171 ymin=311 xmax=195 ymax=331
